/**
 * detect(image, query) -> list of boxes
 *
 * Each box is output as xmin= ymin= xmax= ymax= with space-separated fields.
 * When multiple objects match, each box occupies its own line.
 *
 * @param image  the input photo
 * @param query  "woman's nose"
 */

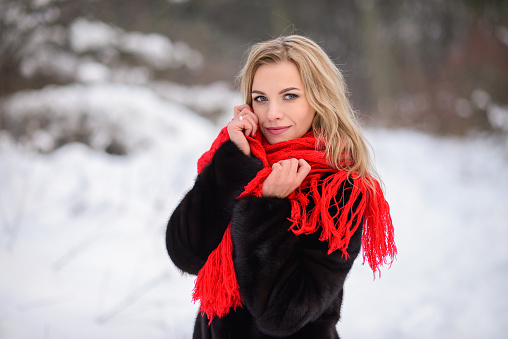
xmin=266 ymin=102 xmax=283 ymax=121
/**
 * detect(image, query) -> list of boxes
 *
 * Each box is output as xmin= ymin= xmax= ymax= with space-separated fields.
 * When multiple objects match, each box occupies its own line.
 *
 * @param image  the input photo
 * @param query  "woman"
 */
xmin=166 ymin=35 xmax=396 ymax=338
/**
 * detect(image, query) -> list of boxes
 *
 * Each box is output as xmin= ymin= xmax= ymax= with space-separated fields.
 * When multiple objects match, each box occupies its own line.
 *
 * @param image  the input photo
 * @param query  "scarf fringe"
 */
xmin=361 ymin=179 xmax=397 ymax=277
xmin=192 ymin=225 xmax=243 ymax=324
xmin=288 ymin=173 xmax=396 ymax=277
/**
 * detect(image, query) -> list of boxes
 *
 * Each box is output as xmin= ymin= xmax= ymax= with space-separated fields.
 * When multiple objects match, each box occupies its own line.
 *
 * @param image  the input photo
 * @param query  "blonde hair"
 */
xmin=238 ymin=35 xmax=376 ymax=178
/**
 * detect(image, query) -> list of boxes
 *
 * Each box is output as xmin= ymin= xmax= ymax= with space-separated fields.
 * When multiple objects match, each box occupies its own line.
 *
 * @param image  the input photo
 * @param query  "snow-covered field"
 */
xmin=1 ymin=81 xmax=507 ymax=339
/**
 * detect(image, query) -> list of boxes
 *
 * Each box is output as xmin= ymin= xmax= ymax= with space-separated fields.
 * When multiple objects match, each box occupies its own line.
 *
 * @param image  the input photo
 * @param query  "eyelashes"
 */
xmin=253 ymin=95 xmax=267 ymax=102
xmin=253 ymin=94 xmax=298 ymax=102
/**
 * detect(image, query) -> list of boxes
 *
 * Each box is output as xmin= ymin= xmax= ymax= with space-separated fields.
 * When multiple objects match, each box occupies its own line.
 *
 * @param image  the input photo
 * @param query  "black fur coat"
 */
xmin=166 ymin=140 xmax=363 ymax=338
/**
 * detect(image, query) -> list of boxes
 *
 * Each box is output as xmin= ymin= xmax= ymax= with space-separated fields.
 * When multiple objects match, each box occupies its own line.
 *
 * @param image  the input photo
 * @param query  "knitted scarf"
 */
xmin=192 ymin=126 xmax=396 ymax=323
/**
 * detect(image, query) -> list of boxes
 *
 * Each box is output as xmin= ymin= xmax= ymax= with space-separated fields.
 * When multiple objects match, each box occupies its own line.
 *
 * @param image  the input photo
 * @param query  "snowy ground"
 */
xmin=1 ymin=83 xmax=508 ymax=339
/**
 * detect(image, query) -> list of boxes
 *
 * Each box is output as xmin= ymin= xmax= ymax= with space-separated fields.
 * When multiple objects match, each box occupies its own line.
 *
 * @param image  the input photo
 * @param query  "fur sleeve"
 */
xmin=230 ymin=179 xmax=362 ymax=336
xmin=166 ymin=140 xmax=263 ymax=275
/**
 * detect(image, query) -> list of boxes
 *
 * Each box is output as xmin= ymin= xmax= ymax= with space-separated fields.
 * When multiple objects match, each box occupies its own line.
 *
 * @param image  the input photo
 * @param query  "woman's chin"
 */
xmin=265 ymin=135 xmax=290 ymax=145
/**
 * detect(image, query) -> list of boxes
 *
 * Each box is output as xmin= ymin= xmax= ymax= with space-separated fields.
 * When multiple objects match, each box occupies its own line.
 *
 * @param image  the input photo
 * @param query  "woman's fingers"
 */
xmin=233 ymin=104 xmax=252 ymax=119
xmin=241 ymin=113 xmax=258 ymax=137
xmin=278 ymin=158 xmax=299 ymax=179
xmin=233 ymin=105 xmax=258 ymax=137
xmin=271 ymin=162 xmax=282 ymax=175
xmin=295 ymin=159 xmax=311 ymax=183
xmin=227 ymin=118 xmax=251 ymax=156
xmin=262 ymin=159 xmax=311 ymax=198
xmin=288 ymin=158 xmax=299 ymax=177
xmin=227 ymin=105 xmax=260 ymax=155
xmin=242 ymin=119 xmax=253 ymax=137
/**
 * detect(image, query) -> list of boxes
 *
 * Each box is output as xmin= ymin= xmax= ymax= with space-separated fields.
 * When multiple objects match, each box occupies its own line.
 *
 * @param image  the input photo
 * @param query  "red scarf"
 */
xmin=192 ymin=126 xmax=396 ymax=323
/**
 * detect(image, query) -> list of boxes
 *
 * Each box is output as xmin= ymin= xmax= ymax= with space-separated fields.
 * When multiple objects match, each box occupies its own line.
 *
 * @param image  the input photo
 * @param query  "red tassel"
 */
xmin=192 ymin=225 xmax=243 ymax=324
xmin=361 ymin=178 xmax=397 ymax=278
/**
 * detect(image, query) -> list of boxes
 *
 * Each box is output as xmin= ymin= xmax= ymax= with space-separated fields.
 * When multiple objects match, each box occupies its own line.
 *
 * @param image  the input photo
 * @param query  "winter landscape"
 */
xmin=2 ymin=9 xmax=508 ymax=339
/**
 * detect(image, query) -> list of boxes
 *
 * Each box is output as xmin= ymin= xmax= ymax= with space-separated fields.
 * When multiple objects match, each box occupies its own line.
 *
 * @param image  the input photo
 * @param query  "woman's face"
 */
xmin=251 ymin=61 xmax=316 ymax=145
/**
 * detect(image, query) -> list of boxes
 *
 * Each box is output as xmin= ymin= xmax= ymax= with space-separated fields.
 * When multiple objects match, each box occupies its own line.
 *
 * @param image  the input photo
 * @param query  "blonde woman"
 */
xmin=166 ymin=35 xmax=396 ymax=338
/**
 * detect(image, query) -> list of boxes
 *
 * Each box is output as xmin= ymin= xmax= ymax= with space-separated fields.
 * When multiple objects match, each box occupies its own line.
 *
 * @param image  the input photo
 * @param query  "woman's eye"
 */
xmin=254 ymin=96 xmax=267 ymax=102
xmin=284 ymin=93 xmax=298 ymax=100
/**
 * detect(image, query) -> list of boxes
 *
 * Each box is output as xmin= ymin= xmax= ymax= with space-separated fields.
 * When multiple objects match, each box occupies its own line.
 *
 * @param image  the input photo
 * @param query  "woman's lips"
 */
xmin=266 ymin=126 xmax=290 ymax=135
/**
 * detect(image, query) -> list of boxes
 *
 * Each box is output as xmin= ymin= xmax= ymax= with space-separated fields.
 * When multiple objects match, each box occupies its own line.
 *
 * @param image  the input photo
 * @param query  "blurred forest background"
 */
xmin=1 ymin=0 xmax=508 ymax=151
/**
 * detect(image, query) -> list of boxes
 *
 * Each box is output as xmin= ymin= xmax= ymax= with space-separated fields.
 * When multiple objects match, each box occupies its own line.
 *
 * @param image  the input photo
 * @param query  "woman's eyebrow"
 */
xmin=279 ymin=87 xmax=300 ymax=94
xmin=251 ymin=87 xmax=301 ymax=95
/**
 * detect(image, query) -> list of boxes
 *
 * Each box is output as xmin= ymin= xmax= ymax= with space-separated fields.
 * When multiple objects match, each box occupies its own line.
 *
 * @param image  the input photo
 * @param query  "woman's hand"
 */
xmin=227 ymin=104 xmax=259 ymax=156
xmin=262 ymin=159 xmax=311 ymax=198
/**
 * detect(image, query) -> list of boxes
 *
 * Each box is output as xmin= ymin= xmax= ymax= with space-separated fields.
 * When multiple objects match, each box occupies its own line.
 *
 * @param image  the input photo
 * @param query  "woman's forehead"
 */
xmin=252 ymin=61 xmax=303 ymax=92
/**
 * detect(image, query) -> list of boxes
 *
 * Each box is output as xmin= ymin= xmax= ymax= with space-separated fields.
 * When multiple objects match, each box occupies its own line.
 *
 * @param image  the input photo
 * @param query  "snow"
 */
xmin=488 ymin=104 xmax=508 ymax=132
xmin=69 ymin=19 xmax=120 ymax=54
xmin=10 ymin=15 xmax=203 ymax=86
xmin=341 ymin=130 xmax=508 ymax=338
xmin=0 ymin=83 xmax=213 ymax=338
xmin=1 ymin=81 xmax=507 ymax=338
xmin=69 ymin=18 xmax=203 ymax=71
xmin=150 ymin=80 xmax=242 ymax=121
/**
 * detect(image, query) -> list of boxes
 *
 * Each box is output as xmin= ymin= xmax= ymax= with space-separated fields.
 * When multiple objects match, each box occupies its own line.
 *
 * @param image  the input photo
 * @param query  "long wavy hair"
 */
xmin=238 ymin=35 xmax=377 ymax=178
